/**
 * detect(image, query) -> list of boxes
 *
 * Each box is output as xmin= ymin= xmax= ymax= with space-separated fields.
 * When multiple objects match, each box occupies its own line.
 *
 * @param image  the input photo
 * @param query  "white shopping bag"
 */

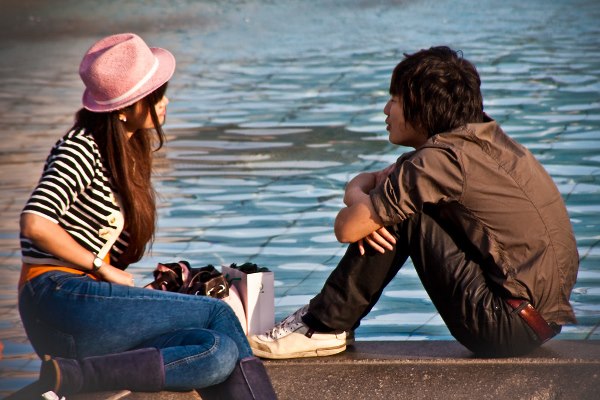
xmin=222 ymin=285 xmax=248 ymax=335
xmin=221 ymin=265 xmax=274 ymax=335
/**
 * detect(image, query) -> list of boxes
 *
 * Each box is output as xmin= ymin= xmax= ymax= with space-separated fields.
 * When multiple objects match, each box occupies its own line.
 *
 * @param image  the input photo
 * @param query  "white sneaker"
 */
xmin=248 ymin=305 xmax=354 ymax=359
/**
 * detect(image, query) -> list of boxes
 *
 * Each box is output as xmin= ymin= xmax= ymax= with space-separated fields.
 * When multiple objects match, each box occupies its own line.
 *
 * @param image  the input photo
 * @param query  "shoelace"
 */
xmin=264 ymin=306 xmax=308 ymax=340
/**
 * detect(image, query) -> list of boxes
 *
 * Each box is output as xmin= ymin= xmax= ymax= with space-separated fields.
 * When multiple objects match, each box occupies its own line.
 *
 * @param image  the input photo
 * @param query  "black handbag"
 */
xmin=185 ymin=265 xmax=229 ymax=299
xmin=145 ymin=261 xmax=229 ymax=299
xmin=146 ymin=261 xmax=187 ymax=291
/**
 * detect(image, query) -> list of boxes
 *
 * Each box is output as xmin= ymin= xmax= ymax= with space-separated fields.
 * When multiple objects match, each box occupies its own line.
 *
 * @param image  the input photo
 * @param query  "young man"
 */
xmin=249 ymin=46 xmax=579 ymax=358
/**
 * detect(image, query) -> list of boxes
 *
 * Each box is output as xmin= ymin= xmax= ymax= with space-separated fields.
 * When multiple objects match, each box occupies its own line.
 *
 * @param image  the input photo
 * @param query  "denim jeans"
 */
xmin=309 ymin=211 xmax=541 ymax=357
xmin=18 ymin=270 xmax=253 ymax=390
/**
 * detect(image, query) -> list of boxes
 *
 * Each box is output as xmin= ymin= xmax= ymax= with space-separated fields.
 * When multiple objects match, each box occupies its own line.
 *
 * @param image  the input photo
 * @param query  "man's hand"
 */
xmin=357 ymin=226 xmax=396 ymax=255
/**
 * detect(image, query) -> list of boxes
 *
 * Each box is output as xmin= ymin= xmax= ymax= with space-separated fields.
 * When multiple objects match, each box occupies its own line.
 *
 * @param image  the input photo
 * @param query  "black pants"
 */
xmin=308 ymin=212 xmax=540 ymax=357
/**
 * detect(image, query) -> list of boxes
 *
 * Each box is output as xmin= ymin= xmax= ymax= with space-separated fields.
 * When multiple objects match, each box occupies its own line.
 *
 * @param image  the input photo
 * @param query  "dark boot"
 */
xmin=198 ymin=356 xmax=277 ymax=400
xmin=3 ymin=380 xmax=47 ymax=400
xmin=39 ymin=347 xmax=164 ymax=396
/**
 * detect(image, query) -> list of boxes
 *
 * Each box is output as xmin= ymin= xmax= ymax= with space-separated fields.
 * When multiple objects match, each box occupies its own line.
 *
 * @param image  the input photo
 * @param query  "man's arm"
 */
xmin=335 ymin=168 xmax=397 ymax=253
xmin=343 ymin=165 xmax=395 ymax=206
xmin=334 ymin=191 xmax=383 ymax=243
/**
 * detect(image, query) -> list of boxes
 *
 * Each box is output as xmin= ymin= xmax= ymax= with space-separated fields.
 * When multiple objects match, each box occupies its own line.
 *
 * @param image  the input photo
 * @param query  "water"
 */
xmin=1 ymin=0 xmax=599 ymax=395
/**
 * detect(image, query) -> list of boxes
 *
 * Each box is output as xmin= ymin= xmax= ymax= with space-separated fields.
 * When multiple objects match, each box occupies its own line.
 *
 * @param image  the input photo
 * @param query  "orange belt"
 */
xmin=19 ymin=263 xmax=99 ymax=289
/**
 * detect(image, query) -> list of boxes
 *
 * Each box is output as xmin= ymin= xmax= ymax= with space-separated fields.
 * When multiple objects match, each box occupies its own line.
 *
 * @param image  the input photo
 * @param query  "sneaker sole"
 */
xmin=251 ymin=343 xmax=347 ymax=359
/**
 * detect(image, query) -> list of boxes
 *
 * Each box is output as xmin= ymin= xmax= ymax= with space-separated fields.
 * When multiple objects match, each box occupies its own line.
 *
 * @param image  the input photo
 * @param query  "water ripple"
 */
xmin=1 ymin=0 xmax=600 ymax=393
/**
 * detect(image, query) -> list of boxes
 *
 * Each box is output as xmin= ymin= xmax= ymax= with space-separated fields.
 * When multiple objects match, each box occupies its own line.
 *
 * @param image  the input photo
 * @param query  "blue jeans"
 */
xmin=18 ymin=270 xmax=253 ymax=390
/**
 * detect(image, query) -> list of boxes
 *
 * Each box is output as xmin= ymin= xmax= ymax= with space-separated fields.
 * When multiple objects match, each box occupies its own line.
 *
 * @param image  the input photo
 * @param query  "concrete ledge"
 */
xmin=266 ymin=340 xmax=600 ymax=400
xmin=71 ymin=392 xmax=199 ymax=400
xmin=10 ymin=341 xmax=599 ymax=400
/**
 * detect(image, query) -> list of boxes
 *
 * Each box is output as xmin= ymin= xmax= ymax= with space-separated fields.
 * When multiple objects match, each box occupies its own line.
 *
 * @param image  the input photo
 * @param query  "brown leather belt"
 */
xmin=506 ymin=298 xmax=558 ymax=343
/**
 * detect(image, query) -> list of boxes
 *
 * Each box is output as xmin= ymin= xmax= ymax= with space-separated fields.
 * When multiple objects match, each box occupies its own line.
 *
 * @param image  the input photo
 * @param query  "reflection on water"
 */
xmin=1 ymin=0 xmax=599 ymax=394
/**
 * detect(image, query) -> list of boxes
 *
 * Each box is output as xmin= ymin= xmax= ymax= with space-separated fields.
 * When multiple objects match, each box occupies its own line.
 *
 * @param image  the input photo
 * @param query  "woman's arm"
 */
xmin=20 ymin=213 xmax=134 ymax=286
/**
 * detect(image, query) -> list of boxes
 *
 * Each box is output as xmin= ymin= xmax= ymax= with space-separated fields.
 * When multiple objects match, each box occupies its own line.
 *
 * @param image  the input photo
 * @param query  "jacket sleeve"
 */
xmin=369 ymin=146 xmax=464 ymax=225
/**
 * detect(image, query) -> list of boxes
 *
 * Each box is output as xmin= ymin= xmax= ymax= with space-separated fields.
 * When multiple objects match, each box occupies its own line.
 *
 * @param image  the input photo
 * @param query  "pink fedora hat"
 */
xmin=79 ymin=33 xmax=175 ymax=112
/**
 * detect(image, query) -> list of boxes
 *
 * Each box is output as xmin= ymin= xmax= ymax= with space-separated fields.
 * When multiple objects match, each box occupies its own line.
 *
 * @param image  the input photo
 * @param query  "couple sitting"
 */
xmin=16 ymin=31 xmax=577 ymax=400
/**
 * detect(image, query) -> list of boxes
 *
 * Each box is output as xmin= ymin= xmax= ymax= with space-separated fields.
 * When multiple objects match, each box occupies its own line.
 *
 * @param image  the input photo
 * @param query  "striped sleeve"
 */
xmin=22 ymin=131 xmax=97 ymax=223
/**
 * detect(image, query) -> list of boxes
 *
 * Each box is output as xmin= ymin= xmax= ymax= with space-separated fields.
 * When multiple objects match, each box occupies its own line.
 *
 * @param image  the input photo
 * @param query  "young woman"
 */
xmin=15 ymin=33 xmax=276 ymax=399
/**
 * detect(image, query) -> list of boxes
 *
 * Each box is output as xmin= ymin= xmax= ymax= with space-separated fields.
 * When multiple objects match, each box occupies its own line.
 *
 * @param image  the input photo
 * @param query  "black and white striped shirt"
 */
xmin=20 ymin=128 xmax=129 ymax=268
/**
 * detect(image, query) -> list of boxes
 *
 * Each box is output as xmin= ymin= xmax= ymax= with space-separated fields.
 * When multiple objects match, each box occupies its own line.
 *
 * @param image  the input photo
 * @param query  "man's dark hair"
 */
xmin=390 ymin=46 xmax=484 ymax=137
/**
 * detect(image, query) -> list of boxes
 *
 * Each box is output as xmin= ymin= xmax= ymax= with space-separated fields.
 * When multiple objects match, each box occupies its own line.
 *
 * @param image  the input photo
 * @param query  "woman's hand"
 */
xmin=95 ymin=263 xmax=135 ymax=286
xmin=357 ymin=226 xmax=396 ymax=255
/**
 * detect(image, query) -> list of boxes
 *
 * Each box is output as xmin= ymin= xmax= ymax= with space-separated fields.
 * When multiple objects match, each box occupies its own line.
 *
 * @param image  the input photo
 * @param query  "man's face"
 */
xmin=383 ymin=96 xmax=427 ymax=148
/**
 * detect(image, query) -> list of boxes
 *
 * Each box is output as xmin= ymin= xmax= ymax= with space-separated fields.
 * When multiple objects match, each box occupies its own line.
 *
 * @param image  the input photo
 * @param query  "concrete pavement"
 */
xmin=54 ymin=340 xmax=598 ymax=400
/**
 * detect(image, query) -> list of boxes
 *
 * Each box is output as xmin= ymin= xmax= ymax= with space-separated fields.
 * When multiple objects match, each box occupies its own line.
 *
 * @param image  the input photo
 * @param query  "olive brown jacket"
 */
xmin=370 ymin=118 xmax=578 ymax=325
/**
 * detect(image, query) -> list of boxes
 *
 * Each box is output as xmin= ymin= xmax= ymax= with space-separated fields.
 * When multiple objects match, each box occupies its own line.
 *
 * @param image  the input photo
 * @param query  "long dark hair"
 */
xmin=72 ymin=83 xmax=168 ymax=266
xmin=390 ymin=46 xmax=484 ymax=137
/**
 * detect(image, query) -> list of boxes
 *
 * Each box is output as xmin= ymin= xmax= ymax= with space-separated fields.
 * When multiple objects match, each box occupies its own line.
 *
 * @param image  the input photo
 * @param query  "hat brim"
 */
xmin=82 ymin=47 xmax=175 ymax=113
